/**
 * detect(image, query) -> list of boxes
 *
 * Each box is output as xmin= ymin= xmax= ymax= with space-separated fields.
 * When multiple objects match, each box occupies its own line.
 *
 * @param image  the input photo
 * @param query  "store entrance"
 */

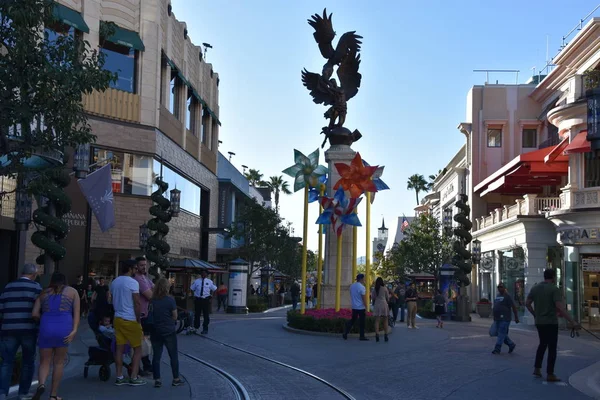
xmin=582 ymin=255 xmax=600 ymax=330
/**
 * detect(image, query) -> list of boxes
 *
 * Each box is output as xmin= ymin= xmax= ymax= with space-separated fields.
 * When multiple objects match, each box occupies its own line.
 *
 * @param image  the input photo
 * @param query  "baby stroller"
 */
xmin=83 ymin=311 xmax=131 ymax=382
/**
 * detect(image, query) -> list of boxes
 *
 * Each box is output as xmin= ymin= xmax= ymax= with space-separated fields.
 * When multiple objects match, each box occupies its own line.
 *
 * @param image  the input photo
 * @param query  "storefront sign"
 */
xmin=180 ymin=247 xmax=200 ymax=258
xmin=441 ymin=182 xmax=456 ymax=203
xmin=583 ymin=256 xmax=600 ymax=272
xmin=560 ymin=228 xmax=600 ymax=244
xmin=63 ymin=212 xmax=87 ymax=228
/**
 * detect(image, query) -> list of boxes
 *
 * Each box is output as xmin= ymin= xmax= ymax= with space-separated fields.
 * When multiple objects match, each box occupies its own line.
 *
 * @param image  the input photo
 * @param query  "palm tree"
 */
xmin=427 ymin=168 xmax=448 ymax=191
xmin=266 ymin=175 xmax=291 ymax=213
xmin=407 ymin=174 xmax=429 ymax=205
xmin=244 ymin=168 xmax=264 ymax=187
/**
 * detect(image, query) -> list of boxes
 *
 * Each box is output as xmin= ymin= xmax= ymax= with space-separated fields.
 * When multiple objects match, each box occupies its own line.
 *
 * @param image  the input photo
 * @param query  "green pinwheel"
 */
xmin=282 ymin=148 xmax=327 ymax=192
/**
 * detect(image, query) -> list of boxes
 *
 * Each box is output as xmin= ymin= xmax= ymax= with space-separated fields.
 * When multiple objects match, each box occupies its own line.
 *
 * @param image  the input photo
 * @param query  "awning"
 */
xmin=101 ymin=21 xmax=145 ymax=51
xmin=53 ymin=3 xmax=89 ymax=33
xmin=166 ymin=258 xmax=225 ymax=273
xmin=475 ymin=143 xmax=568 ymax=197
xmin=564 ymin=130 xmax=591 ymax=154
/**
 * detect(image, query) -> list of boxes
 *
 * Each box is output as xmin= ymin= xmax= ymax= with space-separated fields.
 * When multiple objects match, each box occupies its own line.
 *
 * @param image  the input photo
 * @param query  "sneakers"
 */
xmin=492 ymin=349 xmax=500 ymax=355
xmin=200 ymin=330 xmax=208 ymax=335
xmin=547 ymin=374 xmax=561 ymax=382
xmin=172 ymin=378 xmax=184 ymax=387
xmin=154 ymin=380 xmax=162 ymax=388
xmin=128 ymin=377 xmax=147 ymax=386
xmin=115 ymin=377 xmax=128 ymax=386
xmin=342 ymin=333 xmax=348 ymax=340
xmin=533 ymin=368 xmax=542 ymax=378
xmin=508 ymin=344 xmax=516 ymax=354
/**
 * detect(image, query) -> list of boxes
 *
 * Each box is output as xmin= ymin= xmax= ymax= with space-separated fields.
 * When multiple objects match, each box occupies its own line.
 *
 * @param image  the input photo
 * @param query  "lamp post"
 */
xmin=443 ymin=207 xmax=453 ymax=234
xmin=169 ymin=188 xmax=181 ymax=217
xmin=14 ymin=179 xmax=33 ymax=231
xmin=587 ymin=86 xmax=600 ymax=156
xmin=472 ymin=239 xmax=482 ymax=264
xmin=73 ymin=143 xmax=91 ymax=179
xmin=139 ymin=223 xmax=150 ymax=252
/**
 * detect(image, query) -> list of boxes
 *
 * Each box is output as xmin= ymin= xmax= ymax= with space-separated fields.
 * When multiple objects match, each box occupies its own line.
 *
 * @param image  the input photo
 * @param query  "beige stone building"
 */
xmin=0 ymin=0 xmax=222 ymax=285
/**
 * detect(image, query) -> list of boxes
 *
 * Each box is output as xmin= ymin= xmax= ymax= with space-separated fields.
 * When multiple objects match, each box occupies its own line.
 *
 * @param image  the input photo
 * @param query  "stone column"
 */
xmin=523 ymin=245 xmax=547 ymax=325
xmin=321 ymin=144 xmax=356 ymax=310
xmin=564 ymin=246 xmax=579 ymax=321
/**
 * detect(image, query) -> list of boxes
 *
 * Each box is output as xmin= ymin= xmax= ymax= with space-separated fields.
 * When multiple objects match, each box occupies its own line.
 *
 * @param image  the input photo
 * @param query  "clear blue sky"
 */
xmin=172 ymin=0 xmax=597 ymax=257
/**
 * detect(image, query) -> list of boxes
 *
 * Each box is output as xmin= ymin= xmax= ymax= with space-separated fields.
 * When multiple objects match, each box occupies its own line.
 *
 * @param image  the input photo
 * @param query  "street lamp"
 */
xmin=472 ymin=238 xmax=482 ymax=263
xmin=139 ymin=223 xmax=150 ymax=251
xmin=73 ymin=143 xmax=91 ymax=179
xmin=14 ymin=181 xmax=32 ymax=231
xmin=169 ymin=188 xmax=181 ymax=217
xmin=587 ymin=85 xmax=600 ymax=155
xmin=443 ymin=207 xmax=453 ymax=234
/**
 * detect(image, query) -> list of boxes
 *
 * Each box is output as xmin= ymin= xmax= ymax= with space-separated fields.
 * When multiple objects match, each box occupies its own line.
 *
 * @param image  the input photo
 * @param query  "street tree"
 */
xmin=243 ymin=168 xmax=265 ymax=187
xmin=266 ymin=175 xmax=291 ymax=213
xmin=406 ymin=174 xmax=429 ymax=205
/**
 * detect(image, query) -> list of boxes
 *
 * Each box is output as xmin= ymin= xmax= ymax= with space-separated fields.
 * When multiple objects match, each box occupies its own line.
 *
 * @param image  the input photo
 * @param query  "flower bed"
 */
xmin=287 ymin=308 xmax=377 ymax=334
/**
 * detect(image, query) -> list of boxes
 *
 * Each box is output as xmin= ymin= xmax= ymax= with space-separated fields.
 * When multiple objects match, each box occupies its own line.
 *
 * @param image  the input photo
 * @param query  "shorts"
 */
xmin=114 ymin=317 xmax=143 ymax=348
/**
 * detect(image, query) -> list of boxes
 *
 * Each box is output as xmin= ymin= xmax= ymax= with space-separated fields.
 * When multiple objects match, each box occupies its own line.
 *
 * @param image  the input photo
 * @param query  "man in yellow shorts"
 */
xmin=110 ymin=260 xmax=146 ymax=386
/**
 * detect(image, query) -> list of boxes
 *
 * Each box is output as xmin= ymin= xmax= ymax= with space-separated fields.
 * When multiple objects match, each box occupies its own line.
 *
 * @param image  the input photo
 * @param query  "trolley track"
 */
xmin=194 ymin=333 xmax=356 ymax=400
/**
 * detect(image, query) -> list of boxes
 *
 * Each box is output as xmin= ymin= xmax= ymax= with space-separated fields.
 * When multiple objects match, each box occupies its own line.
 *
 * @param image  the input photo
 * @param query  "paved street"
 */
xmin=13 ymin=310 xmax=600 ymax=400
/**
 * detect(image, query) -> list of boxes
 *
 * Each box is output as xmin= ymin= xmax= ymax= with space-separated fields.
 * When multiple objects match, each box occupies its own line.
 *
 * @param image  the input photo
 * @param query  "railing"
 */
xmin=83 ymin=88 xmax=140 ymax=123
xmin=539 ymin=134 xmax=560 ymax=149
xmin=475 ymin=195 xmax=562 ymax=231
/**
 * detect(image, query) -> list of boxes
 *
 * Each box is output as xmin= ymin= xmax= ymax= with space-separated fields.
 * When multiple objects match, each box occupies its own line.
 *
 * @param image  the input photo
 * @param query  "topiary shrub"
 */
xmin=247 ymin=297 xmax=268 ymax=313
xmin=287 ymin=308 xmax=377 ymax=333
xmin=417 ymin=300 xmax=437 ymax=319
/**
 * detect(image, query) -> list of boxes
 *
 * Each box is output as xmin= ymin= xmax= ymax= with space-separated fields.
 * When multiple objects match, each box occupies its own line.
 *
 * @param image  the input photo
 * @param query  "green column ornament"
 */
xmin=146 ymin=177 xmax=172 ymax=276
xmin=452 ymin=194 xmax=473 ymax=287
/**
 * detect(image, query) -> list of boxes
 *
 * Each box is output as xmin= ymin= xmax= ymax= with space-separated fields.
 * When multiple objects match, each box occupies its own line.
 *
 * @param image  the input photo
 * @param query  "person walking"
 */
xmin=133 ymin=256 xmax=154 ymax=377
xmin=388 ymin=283 xmax=399 ymax=324
xmin=92 ymin=277 xmax=110 ymax=319
xmin=110 ymin=260 xmax=146 ymax=386
xmin=405 ymin=282 xmax=418 ymax=329
xmin=73 ymin=275 xmax=86 ymax=318
xmin=312 ymin=282 xmax=318 ymax=308
xmin=491 ymin=283 xmax=518 ymax=354
xmin=31 ymin=272 xmax=80 ymax=400
xmin=149 ymin=278 xmax=183 ymax=388
xmin=526 ymin=269 xmax=580 ymax=382
xmin=433 ymin=290 xmax=446 ymax=328
xmin=342 ymin=274 xmax=369 ymax=341
xmin=397 ymin=284 xmax=406 ymax=322
xmin=216 ymin=282 xmax=228 ymax=311
xmin=305 ymin=283 xmax=313 ymax=309
xmin=191 ymin=269 xmax=216 ymax=334
xmin=0 ymin=263 xmax=42 ymax=400
xmin=372 ymin=277 xmax=390 ymax=342
xmin=277 ymin=284 xmax=285 ymax=307
xmin=290 ymin=281 xmax=300 ymax=311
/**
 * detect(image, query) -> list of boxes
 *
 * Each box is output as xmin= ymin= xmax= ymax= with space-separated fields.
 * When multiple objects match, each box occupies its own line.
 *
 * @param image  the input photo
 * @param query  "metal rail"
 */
xmin=179 ymin=351 xmax=251 ymax=400
xmin=197 ymin=334 xmax=357 ymax=400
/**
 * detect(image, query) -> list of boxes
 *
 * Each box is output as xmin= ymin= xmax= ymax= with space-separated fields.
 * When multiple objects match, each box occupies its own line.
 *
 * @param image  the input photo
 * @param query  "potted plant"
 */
xmin=476 ymin=298 xmax=492 ymax=318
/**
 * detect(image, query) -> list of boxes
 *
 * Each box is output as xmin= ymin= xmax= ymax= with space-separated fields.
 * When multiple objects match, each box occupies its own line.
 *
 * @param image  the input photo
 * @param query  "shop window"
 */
xmin=91 ymin=148 xmax=152 ymax=195
xmin=152 ymin=159 xmax=201 ymax=215
xmin=584 ymin=152 xmax=600 ymax=188
xmin=522 ymin=128 xmax=537 ymax=148
xmin=100 ymin=40 xmax=136 ymax=93
xmin=169 ymin=72 xmax=181 ymax=119
xmin=487 ymin=128 xmax=502 ymax=147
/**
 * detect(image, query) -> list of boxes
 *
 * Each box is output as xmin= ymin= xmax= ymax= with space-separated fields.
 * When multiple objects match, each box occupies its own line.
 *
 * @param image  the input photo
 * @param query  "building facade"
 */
xmin=0 ymin=0 xmax=221 ymax=287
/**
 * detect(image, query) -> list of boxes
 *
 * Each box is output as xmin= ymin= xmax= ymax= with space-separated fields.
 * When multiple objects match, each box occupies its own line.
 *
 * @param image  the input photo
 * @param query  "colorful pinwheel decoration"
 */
xmin=316 ymin=188 xmax=362 ymax=237
xmin=333 ymin=153 xmax=378 ymax=198
xmin=308 ymin=174 xmax=327 ymax=203
xmin=363 ymin=159 xmax=390 ymax=203
xmin=282 ymin=149 xmax=327 ymax=192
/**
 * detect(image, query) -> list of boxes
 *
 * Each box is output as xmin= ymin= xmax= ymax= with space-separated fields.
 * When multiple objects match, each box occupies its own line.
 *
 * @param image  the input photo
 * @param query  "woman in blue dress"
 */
xmin=32 ymin=272 xmax=80 ymax=400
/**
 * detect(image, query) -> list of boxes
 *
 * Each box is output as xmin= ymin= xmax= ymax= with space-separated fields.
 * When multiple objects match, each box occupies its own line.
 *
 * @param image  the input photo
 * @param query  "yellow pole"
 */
xmin=365 ymin=192 xmax=372 ymax=307
xmin=316 ymin=186 xmax=324 ymax=309
xmin=300 ymin=186 xmax=309 ymax=315
xmin=335 ymin=234 xmax=342 ymax=312
xmin=352 ymin=208 xmax=358 ymax=280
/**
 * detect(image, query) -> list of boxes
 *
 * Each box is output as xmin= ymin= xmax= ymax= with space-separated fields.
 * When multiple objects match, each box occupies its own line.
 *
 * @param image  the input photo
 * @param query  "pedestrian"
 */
xmin=290 ymin=281 xmax=300 ymax=311
xmin=388 ymin=283 xmax=399 ymax=324
xmin=312 ymin=282 xmax=318 ymax=308
xmin=342 ymin=274 xmax=369 ymax=341
xmin=31 ymin=272 xmax=80 ymax=400
xmin=110 ymin=260 xmax=146 ymax=386
xmin=73 ymin=275 xmax=86 ymax=317
xmin=216 ymin=282 xmax=228 ymax=311
xmin=433 ymin=290 xmax=447 ymax=328
xmin=83 ymin=283 xmax=93 ymax=317
xmin=305 ymin=283 xmax=313 ymax=309
xmin=491 ymin=283 xmax=518 ymax=354
xmin=278 ymin=283 xmax=285 ymax=306
xmin=0 ymin=263 xmax=42 ymax=400
xmin=526 ymin=268 xmax=580 ymax=382
xmin=133 ymin=256 xmax=154 ymax=377
xmin=191 ymin=269 xmax=216 ymax=334
xmin=371 ymin=277 xmax=390 ymax=342
xmin=397 ymin=284 xmax=406 ymax=322
xmin=149 ymin=278 xmax=184 ymax=388
xmin=92 ymin=277 xmax=111 ymax=319
xmin=405 ymin=282 xmax=418 ymax=329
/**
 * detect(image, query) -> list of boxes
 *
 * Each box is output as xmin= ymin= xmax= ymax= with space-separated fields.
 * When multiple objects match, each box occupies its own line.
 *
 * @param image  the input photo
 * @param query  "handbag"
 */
xmin=144 ymin=303 xmax=154 ymax=326
xmin=489 ymin=321 xmax=499 ymax=337
xmin=141 ymin=336 xmax=152 ymax=357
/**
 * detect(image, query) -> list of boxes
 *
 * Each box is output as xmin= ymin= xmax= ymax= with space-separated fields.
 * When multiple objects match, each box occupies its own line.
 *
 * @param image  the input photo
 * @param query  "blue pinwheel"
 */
xmin=282 ymin=149 xmax=328 ymax=192
xmin=308 ymin=174 xmax=328 ymax=203
xmin=316 ymin=188 xmax=362 ymax=237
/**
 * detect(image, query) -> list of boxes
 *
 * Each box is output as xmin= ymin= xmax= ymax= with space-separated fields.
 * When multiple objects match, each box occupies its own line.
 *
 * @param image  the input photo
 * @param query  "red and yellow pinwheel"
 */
xmin=333 ymin=153 xmax=378 ymax=198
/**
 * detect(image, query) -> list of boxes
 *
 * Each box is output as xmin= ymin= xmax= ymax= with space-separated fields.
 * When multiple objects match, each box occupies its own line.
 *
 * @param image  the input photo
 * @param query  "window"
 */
xmin=201 ymin=108 xmax=209 ymax=144
xmin=487 ymin=128 xmax=502 ymax=147
xmin=522 ymin=128 xmax=537 ymax=148
xmin=45 ymin=22 xmax=75 ymax=42
xmin=584 ymin=151 xmax=600 ymax=188
xmin=169 ymin=72 xmax=181 ymax=119
xmin=210 ymin=120 xmax=218 ymax=150
xmin=101 ymin=41 xmax=136 ymax=93
xmin=186 ymin=92 xmax=197 ymax=133
xmin=152 ymin=160 xmax=201 ymax=215
xmin=91 ymin=148 xmax=152 ymax=195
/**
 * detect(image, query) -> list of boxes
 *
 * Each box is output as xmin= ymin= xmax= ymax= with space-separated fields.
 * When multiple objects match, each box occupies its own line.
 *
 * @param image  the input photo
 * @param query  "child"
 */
xmin=98 ymin=315 xmax=115 ymax=341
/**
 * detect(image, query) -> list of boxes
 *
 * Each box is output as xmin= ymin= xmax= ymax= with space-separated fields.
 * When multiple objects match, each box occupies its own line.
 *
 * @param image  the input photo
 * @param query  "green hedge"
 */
xmin=418 ymin=300 xmax=437 ymax=319
xmin=286 ymin=310 xmax=378 ymax=333
xmin=247 ymin=297 xmax=268 ymax=313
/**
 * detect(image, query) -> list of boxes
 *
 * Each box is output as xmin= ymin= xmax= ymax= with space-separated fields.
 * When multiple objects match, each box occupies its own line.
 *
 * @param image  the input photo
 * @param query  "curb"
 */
xmin=263 ymin=304 xmax=292 ymax=313
xmin=569 ymin=360 xmax=600 ymax=399
xmin=282 ymin=323 xmax=393 ymax=338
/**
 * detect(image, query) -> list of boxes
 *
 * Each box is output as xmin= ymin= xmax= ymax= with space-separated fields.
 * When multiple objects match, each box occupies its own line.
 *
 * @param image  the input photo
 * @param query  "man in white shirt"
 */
xmin=191 ymin=269 xmax=216 ymax=334
xmin=110 ymin=260 xmax=146 ymax=386
xmin=343 ymin=274 xmax=369 ymax=341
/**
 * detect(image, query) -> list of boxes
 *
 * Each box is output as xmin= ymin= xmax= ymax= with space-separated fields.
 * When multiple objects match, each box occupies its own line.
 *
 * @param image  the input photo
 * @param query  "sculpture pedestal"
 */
xmin=320 ymin=144 xmax=356 ymax=310
xmin=452 ymin=286 xmax=472 ymax=322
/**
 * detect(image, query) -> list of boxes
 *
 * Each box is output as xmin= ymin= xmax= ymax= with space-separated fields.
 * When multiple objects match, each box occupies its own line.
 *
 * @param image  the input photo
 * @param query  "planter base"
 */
xmin=283 ymin=323 xmax=392 ymax=337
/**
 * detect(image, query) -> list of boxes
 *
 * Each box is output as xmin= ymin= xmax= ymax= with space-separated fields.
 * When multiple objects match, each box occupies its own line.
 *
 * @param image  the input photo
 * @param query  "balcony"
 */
xmin=83 ymin=88 xmax=141 ymax=124
xmin=475 ymin=195 xmax=561 ymax=231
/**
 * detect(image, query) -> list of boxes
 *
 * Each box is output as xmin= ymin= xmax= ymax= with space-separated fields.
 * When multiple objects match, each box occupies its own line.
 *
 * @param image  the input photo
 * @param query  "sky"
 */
xmin=172 ymin=0 xmax=598 ymax=258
